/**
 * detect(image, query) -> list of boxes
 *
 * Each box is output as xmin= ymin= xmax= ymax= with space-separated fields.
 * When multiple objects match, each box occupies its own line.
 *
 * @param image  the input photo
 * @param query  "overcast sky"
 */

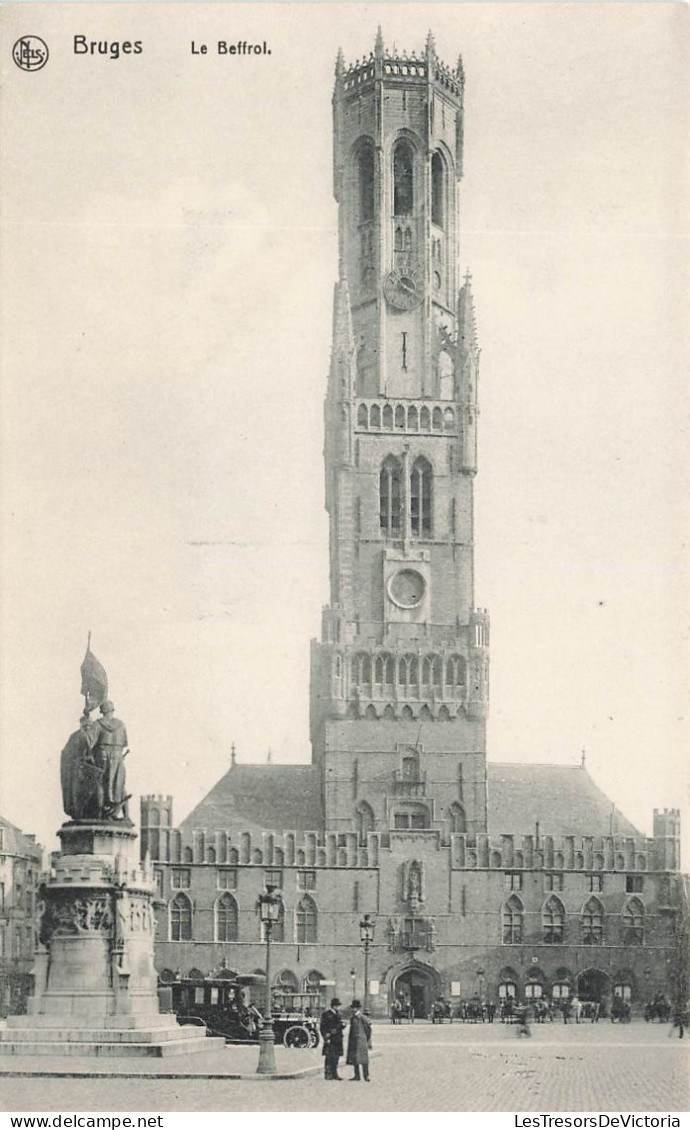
xmin=1 ymin=2 xmax=688 ymax=860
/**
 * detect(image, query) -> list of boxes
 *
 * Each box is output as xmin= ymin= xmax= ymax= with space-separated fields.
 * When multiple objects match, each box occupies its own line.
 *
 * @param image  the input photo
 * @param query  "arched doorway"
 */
xmin=577 ymin=968 xmax=610 ymax=1004
xmin=392 ymin=964 xmax=439 ymax=1019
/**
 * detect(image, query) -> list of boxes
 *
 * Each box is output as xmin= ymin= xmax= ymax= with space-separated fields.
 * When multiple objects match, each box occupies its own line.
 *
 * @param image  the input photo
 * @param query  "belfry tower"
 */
xmin=310 ymin=31 xmax=490 ymax=839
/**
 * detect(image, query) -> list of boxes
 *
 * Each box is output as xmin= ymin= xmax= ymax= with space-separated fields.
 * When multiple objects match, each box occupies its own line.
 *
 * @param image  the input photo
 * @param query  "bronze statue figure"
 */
xmin=60 ymin=644 xmax=130 ymax=822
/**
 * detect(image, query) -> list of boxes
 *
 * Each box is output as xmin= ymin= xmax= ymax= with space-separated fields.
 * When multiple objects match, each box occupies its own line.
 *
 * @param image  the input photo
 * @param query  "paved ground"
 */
xmin=0 ymin=1021 xmax=687 ymax=1113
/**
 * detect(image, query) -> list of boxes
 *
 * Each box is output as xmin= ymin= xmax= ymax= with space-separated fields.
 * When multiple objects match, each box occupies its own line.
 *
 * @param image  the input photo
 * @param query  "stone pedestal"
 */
xmin=0 ymin=821 xmax=223 ymax=1058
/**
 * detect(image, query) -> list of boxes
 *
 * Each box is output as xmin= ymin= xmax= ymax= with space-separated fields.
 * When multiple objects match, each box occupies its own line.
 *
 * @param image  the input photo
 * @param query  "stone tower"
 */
xmin=310 ymin=31 xmax=490 ymax=839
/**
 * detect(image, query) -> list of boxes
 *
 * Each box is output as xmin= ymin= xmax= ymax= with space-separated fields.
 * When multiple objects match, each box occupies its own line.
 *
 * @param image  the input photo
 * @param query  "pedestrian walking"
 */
xmin=514 ymin=1001 xmax=532 ymax=1038
xmin=669 ymin=1001 xmax=687 ymax=1040
xmin=570 ymin=994 xmax=582 ymax=1024
xmin=347 ymin=999 xmax=372 ymax=1081
xmin=561 ymin=998 xmax=571 ymax=1024
xmin=319 ymin=997 xmax=345 ymax=1079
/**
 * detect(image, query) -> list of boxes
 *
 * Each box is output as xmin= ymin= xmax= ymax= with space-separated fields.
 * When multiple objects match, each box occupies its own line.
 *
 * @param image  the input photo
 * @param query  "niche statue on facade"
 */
xmin=60 ymin=643 xmax=131 ymax=822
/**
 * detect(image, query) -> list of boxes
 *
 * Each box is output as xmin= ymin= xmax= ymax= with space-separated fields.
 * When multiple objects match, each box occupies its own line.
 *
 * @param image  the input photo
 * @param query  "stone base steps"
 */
xmin=0 ymin=1035 xmax=224 ymax=1058
xmin=0 ymin=1025 xmax=204 ymax=1044
xmin=0 ymin=1021 xmax=225 ymax=1058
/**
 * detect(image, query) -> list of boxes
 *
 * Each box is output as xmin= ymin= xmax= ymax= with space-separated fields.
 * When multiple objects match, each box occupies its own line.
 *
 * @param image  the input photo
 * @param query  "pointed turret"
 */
xmin=375 ymin=26 xmax=384 ymax=58
xmin=425 ymin=29 xmax=436 ymax=59
xmin=335 ymin=46 xmax=345 ymax=79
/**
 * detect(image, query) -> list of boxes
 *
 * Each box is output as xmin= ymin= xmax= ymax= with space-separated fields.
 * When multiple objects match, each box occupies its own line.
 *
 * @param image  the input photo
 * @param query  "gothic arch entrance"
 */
xmin=392 ymin=964 xmax=440 ymax=1019
xmin=577 ymin=968 xmax=610 ymax=1003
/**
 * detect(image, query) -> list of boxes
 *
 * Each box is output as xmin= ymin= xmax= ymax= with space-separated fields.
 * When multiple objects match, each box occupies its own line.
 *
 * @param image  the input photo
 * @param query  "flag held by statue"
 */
xmin=80 ymin=646 xmax=108 ymax=712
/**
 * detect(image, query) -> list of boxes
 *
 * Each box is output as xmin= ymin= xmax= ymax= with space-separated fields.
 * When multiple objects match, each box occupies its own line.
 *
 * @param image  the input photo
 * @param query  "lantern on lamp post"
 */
xmin=359 ymin=913 xmax=375 ymax=1013
xmin=256 ymin=884 xmax=282 ymax=1075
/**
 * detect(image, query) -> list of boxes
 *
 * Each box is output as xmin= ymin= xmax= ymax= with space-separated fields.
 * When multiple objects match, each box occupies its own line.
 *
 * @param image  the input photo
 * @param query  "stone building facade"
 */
xmin=0 ymin=816 xmax=43 ymax=1015
xmin=142 ymin=33 xmax=683 ymax=1017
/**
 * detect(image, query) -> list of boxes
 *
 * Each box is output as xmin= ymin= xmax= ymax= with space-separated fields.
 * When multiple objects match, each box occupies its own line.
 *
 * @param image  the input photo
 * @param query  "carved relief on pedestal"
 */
xmin=40 ymin=893 xmax=114 ymax=944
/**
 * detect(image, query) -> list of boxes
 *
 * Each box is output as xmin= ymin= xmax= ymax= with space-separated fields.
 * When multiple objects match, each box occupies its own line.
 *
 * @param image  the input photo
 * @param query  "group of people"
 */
xmin=319 ymin=998 xmax=372 ymax=1081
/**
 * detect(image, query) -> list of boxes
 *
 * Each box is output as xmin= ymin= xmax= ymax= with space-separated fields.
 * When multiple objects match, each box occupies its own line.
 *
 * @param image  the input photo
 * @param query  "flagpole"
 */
xmin=84 ymin=630 xmax=92 ymax=716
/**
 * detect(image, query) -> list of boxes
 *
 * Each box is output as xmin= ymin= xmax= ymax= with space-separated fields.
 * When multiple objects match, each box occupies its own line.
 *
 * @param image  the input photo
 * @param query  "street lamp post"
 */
xmin=256 ymin=884 xmax=282 ymax=1075
xmin=359 ymin=913 xmax=375 ymax=1014
xmin=350 ymin=967 xmax=357 ymax=1000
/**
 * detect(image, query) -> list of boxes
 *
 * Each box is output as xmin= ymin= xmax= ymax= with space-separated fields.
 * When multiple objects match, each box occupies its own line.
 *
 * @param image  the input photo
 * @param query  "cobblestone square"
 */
xmin=0 ymin=1021 xmax=687 ymax=1113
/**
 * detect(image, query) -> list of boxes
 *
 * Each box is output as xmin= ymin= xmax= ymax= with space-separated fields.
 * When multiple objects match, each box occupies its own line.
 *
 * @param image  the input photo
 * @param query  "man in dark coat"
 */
xmin=346 ymin=999 xmax=372 ymax=1081
xmin=319 ymin=997 xmax=345 ymax=1079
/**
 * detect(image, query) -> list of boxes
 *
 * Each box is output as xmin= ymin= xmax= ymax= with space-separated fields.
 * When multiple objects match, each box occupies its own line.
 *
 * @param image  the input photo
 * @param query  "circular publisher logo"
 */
xmin=12 ymin=36 xmax=49 ymax=72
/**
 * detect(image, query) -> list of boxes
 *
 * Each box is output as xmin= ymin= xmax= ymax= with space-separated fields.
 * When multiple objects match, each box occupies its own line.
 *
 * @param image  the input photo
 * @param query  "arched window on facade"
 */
xmin=582 ymin=897 xmax=604 ymax=945
xmin=395 ymin=404 xmax=406 ymax=430
xmin=410 ymin=457 xmax=432 ymax=537
xmin=502 ymin=896 xmax=523 ymax=944
xmin=380 ymin=456 xmax=402 ymax=537
xmin=542 ymin=896 xmax=565 ymax=944
xmin=273 ymin=969 xmax=298 ymax=1010
xmin=525 ymin=970 xmax=545 ymax=1000
xmin=357 ymin=403 xmax=368 ymax=428
xmin=393 ymin=141 xmax=414 ymax=216
xmin=357 ymin=145 xmax=375 ymax=222
xmin=622 ymin=898 xmax=644 ymax=945
xmin=431 ymin=151 xmax=445 ymax=228
xmin=215 ymin=893 xmax=238 ymax=942
xmin=498 ymin=967 xmax=518 ymax=999
xmin=370 ymin=403 xmax=381 ymax=428
xmin=356 ymin=801 xmax=375 ymax=845
xmin=303 ymin=969 xmax=327 ymax=1009
xmin=170 ymin=893 xmax=192 ymax=942
xmin=296 ymin=895 xmax=318 ymax=944
xmin=407 ymin=405 xmax=418 ymax=430
xmin=420 ymin=406 xmax=431 ymax=432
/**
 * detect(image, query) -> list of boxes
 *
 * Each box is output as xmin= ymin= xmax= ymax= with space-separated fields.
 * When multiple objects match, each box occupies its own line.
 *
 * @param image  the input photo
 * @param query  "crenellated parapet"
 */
xmin=145 ymin=825 xmax=382 ymax=869
xmin=449 ymin=831 xmax=672 ymax=873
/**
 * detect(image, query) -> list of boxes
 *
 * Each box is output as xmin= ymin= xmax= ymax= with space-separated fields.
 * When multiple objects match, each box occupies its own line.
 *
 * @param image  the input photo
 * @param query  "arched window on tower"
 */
xmin=296 ymin=895 xmax=318 ymax=943
xmin=445 ymin=802 xmax=466 ymax=836
xmin=431 ymin=151 xmax=445 ymax=228
xmin=357 ymin=146 xmax=375 ymax=222
xmin=410 ymin=457 xmax=432 ymax=537
xmin=356 ymin=801 xmax=375 ymax=845
xmin=446 ymin=656 xmax=466 ymax=697
xmin=380 ymin=456 xmax=402 ymax=537
xmin=215 ymin=893 xmax=238 ymax=942
xmin=393 ymin=141 xmax=414 ymax=216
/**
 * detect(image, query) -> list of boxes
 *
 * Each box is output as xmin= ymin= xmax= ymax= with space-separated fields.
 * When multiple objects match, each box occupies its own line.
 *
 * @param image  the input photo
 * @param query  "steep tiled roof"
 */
xmin=0 ymin=815 xmax=42 ymax=859
xmin=178 ymin=762 xmax=639 ymax=840
xmin=487 ymin=763 xmax=641 ymax=838
xmin=180 ymin=764 xmax=322 ymax=836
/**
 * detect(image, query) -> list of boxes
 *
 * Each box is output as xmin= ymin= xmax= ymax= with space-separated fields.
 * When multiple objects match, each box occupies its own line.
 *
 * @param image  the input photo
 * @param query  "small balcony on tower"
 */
xmin=391 ymin=767 xmax=427 ymax=797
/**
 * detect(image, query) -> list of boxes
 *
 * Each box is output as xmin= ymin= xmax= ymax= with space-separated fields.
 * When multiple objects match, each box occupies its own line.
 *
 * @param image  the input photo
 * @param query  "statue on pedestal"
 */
xmin=60 ymin=642 xmax=131 ymax=822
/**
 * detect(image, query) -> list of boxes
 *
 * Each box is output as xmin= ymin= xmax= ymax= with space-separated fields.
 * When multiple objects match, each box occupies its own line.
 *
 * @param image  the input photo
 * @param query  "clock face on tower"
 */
xmin=388 ymin=568 xmax=426 ymax=609
xmin=384 ymin=266 xmax=424 ymax=311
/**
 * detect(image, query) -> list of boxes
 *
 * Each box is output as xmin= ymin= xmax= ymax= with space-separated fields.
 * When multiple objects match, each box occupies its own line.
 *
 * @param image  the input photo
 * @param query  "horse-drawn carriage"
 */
xmin=610 ymin=996 xmax=632 ymax=1023
xmin=430 ymin=997 xmax=453 ymax=1023
xmin=644 ymin=994 xmax=671 ymax=1023
xmin=162 ymin=971 xmax=320 ymax=1048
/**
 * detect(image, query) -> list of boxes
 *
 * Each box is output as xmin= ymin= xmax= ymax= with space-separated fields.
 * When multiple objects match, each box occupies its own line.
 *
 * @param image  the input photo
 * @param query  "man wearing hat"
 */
xmin=346 ymin=999 xmax=372 ymax=1081
xmin=319 ymin=997 xmax=345 ymax=1080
